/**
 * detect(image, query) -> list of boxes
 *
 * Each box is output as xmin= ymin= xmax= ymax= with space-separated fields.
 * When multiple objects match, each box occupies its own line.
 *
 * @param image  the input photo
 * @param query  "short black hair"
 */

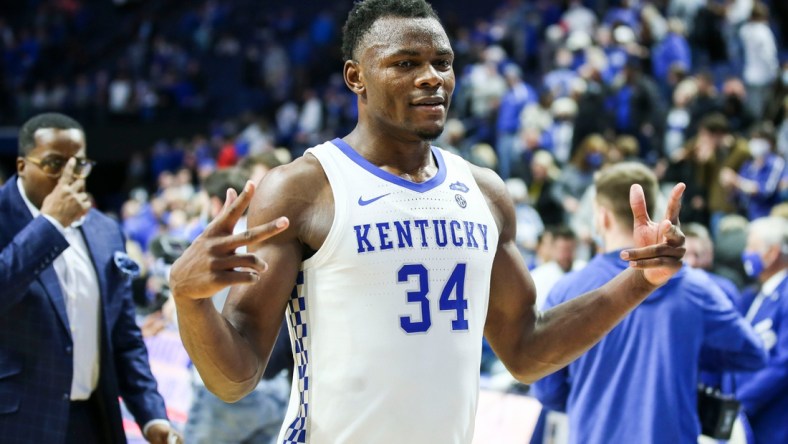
xmin=341 ymin=0 xmax=441 ymax=61
xmin=18 ymin=112 xmax=84 ymax=155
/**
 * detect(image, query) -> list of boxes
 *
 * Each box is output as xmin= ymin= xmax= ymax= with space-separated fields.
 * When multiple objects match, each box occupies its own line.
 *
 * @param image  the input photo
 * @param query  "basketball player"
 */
xmin=168 ymin=1 xmax=687 ymax=442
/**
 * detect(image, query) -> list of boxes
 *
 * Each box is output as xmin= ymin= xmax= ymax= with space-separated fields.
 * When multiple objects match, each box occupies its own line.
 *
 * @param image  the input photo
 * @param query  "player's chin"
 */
xmin=415 ymin=125 xmax=444 ymax=142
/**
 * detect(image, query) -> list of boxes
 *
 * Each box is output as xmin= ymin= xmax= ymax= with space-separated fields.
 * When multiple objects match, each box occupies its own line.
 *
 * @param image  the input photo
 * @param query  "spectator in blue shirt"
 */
xmin=543 ymin=48 xmax=579 ymax=99
xmin=721 ymin=123 xmax=786 ymax=221
xmin=532 ymin=161 xmax=766 ymax=444
xmin=728 ymin=215 xmax=788 ymax=444
xmin=651 ymin=18 xmax=692 ymax=90
xmin=496 ymin=63 xmax=536 ymax=180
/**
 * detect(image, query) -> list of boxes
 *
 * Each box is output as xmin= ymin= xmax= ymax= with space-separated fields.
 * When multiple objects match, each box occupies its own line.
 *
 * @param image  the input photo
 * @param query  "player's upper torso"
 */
xmin=278 ymin=139 xmax=499 ymax=444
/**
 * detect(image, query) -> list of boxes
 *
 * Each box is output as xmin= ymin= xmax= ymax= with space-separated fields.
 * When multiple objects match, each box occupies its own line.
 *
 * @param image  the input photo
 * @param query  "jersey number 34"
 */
xmin=398 ymin=263 xmax=468 ymax=333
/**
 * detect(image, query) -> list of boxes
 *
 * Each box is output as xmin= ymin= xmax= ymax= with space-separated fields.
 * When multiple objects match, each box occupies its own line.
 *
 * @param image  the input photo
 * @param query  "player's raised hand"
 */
xmin=169 ymin=180 xmax=289 ymax=301
xmin=40 ymin=157 xmax=91 ymax=227
xmin=620 ymin=182 xmax=686 ymax=286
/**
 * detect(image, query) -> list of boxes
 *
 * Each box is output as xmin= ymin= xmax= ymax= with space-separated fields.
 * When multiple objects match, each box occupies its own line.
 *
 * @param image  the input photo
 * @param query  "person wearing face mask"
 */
xmin=727 ymin=215 xmax=788 ymax=444
xmin=550 ymin=134 xmax=608 ymax=225
xmin=720 ymin=123 xmax=786 ymax=220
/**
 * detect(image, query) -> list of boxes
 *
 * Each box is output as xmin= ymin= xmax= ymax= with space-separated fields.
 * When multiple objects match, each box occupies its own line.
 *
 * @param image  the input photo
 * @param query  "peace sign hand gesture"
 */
xmin=40 ymin=157 xmax=91 ymax=227
xmin=169 ymin=181 xmax=289 ymax=301
xmin=620 ymin=182 xmax=686 ymax=287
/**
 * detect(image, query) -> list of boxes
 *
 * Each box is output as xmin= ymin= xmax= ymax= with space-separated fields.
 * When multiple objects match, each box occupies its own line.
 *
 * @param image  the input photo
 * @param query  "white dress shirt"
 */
xmin=17 ymin=179 xmax=100 ymax=400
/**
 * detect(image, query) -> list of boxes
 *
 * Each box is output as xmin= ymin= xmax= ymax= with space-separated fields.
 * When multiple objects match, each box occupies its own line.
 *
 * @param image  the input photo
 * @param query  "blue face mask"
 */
xmin=586 ymin=152 xmax=604 ymax=168
xmin=742 ymin=251 xmax=764 ymax=278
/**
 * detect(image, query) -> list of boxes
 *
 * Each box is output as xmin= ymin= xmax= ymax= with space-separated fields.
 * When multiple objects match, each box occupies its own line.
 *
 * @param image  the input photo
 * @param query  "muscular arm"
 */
xmin=171 ymin=156 xmax=330 ymax=401
xmin=475 ymin=166 xmax=683 ymax=383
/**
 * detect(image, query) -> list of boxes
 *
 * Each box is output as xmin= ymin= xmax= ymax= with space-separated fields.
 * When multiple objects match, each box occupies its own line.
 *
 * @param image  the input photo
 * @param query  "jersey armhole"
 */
xmin=301 ymin=148 xmax=347 ymax=270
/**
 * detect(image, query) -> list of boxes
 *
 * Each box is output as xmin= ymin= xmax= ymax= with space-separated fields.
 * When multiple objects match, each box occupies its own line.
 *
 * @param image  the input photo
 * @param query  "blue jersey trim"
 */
xmin=283 ymin=271 xmax=308 ymax=444
xmin=330 ymin=138 xmax=447 ymax=193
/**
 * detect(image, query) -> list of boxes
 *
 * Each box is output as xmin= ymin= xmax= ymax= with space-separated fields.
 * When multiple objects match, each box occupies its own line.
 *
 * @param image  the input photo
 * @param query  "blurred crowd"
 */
xmin=80 ymin=0 xmax=787 ymax=296
xmin=2 ymin=0 xmax=787 ymax=441
xmin=0 ymin=0 xmax=347 ymax=125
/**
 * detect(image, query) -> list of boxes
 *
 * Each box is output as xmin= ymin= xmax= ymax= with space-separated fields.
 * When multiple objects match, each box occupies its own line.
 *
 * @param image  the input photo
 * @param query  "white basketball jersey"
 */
xmin=278 ymin=139 xmax=499 ymax=444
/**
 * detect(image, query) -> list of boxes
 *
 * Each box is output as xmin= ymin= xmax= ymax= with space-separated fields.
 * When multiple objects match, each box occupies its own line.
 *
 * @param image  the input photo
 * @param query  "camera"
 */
xmin=697 ymin=383 xmax=740 ymax=440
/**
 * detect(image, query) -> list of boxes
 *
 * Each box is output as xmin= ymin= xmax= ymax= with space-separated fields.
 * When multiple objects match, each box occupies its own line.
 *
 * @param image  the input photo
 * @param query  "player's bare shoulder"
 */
xmin=467 ymin=161 xmax=514 ymax=237
xmin=248 ymin=151 xmax=333 ymax=250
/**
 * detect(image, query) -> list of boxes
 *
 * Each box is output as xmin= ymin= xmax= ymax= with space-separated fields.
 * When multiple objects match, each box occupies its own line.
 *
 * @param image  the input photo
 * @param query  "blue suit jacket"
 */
xmin=0 ymin=176 xmax=167 ymax=443
xmin=731 ymin=274 xmax=788 ymax=444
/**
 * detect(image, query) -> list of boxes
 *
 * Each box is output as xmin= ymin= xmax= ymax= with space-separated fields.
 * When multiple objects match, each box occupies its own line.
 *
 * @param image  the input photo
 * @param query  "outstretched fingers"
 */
xmin=222 ymin=217 xmax=290 ymax=251
xmin=58 ymin=157 xmax=78 ymax=186
xmin=210 ymin=181 xmax=256 ymax=233
xmin=621 ymin=241 xmax=685 ymax=261
xmin=661 ymin=218 xmax=685 ymax=247
xmin=629 ymin=184 xmax=651 ymax=228
xmin=663 ymin=182 xmax=686 ymax=225
xmin=626 ymin=256 xmax=684 ymax=271
xmin=211 ymin=253 xmax=270 ymax=275
xmin=214 ymin=269 xmax=265 ymax=286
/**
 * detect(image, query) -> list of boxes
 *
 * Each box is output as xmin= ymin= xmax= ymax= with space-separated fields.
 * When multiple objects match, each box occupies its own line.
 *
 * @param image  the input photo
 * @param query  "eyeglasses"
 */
xmin=26 ymin=155 xmax=96 ymax=179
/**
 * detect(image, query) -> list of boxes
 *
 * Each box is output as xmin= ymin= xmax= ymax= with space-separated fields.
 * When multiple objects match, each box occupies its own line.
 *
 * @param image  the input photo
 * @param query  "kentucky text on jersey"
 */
xmin=353 ymin=218 xmax=490 ymax=253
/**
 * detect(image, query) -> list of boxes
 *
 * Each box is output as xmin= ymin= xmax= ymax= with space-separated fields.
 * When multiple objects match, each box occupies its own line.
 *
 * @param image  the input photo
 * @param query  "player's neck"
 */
xmin=343 ymin=129 xmax=437 ymax=181
xmin=602 ymin=229 xmax=634 ymax=253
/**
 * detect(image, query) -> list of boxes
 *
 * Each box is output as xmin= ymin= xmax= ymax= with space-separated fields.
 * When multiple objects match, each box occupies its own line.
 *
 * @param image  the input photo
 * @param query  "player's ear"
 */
xmin=344 ymin=60 xmax=365 ymax=96
xmin=600 ymin=206 xmax=613 ymax=231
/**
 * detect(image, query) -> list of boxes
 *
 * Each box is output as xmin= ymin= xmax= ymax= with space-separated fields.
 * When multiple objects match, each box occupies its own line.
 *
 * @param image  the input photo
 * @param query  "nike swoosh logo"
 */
xmin=358 ymin=193 xmax=391 ymax=206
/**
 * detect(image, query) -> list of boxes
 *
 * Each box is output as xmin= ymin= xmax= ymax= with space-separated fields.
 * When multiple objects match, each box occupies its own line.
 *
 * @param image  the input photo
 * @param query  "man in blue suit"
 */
xmin=0 ymin=113 xmax=179 ymax=443
xmin=731 ymin=215 xmax=788 ymax=444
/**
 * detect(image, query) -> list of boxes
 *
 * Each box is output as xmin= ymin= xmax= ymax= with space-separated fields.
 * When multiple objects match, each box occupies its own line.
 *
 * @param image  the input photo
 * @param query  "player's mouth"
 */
xmin=412 ymin=96 xmax=446 ymax=112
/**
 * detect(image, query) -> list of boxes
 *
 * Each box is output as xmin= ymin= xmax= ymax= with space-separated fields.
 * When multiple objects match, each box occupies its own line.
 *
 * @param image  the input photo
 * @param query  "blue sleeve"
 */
xmin=696 ymin=276 xmax=767 ymax=372
xmin=678 ymin=38 xmax=692 ymax=72
xmin=531 ymin=366 xmax=569 ymax=412
xmin=530 ymin=282 xmax=572 ymax=412
xmin=756 ymin=158 xmax=785 ymax=198
xmin=736 ymin=297 xmax=788 ymax=417
xmin=0 ymin=217 xmax=69 ymax=315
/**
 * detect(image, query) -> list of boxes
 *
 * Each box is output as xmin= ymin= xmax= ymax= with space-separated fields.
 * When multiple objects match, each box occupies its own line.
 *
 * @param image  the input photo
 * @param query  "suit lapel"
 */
xmin=79 ymin=213 xmax=110 ymax=332
xmin=3 ymin=177 xmax=72 ymax=334
xmin=40 ymin=267 xmax=72 ymax=334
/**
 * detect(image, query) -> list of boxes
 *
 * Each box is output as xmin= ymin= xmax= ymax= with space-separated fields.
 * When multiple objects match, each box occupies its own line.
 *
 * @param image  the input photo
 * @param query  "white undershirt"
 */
xmin=17 ymin=178 xmax=100 ymax=400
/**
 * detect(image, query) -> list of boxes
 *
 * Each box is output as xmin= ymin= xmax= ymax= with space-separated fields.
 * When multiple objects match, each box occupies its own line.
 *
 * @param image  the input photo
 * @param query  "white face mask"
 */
xmin=749 ymin=138 xmax=771 ymax=158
